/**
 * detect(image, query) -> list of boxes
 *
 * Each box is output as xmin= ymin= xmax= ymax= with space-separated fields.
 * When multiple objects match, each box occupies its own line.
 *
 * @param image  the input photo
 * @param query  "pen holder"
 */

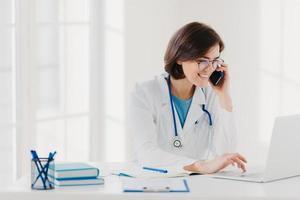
xmin=31 ymin=157 xmax=55 ymax=190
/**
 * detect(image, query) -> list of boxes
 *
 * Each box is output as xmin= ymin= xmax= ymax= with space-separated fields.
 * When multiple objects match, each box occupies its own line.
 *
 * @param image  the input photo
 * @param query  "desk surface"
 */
xmin=1 ymin=162 xmax=300 ymax=200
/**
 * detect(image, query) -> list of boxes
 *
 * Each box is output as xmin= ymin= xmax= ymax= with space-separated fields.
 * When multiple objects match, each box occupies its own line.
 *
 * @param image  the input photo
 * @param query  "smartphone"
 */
xmin=209 ymin=70 xmax=224 ymax=86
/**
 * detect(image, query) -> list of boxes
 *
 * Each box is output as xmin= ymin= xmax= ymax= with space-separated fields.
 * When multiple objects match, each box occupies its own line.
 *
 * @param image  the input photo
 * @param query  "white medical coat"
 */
xmin=128 ymin=74 xmax=237 ymax=167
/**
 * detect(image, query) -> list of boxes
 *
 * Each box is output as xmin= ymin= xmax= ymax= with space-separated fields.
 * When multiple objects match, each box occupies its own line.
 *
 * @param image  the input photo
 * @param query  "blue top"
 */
xmin=172 ymin=95 xmax=193 ymax=128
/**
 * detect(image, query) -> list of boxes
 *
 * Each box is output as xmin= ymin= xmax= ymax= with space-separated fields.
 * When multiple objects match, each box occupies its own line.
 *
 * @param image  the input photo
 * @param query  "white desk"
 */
xmin=1 ymin=162 xmax=300 ymax=200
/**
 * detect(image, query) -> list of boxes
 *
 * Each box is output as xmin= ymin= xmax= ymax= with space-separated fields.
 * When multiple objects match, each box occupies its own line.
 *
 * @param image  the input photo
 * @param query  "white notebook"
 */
xmin=112 ymin=166 xmax=199 ymax=178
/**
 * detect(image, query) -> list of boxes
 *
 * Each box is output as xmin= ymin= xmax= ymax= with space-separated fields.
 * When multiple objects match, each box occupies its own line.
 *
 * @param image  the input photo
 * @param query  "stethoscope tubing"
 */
xmin=165 ymin=75 xmax=213 ymax=148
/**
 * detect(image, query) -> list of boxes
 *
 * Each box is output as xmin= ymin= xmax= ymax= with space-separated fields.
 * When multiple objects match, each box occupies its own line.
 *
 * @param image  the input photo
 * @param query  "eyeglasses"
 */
xmin=197 ymin=58 xmax=224 ymax=71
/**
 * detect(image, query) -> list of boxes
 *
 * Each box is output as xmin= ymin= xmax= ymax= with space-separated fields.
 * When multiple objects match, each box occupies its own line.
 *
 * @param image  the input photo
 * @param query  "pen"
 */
xmin=31 ymin=150 xmax=47 ymax=189
xmin=118 ymin=173 xmax=135 ymax=178
xmin=44 ymin=151 xmax=57 ymax=188
xmin=112 ymin=172 xmax=135 ymax=178
xmin=31 ymin=150 xmax=57 ymax=189
xmin=142 ymin=166 xmax=168 ymax=173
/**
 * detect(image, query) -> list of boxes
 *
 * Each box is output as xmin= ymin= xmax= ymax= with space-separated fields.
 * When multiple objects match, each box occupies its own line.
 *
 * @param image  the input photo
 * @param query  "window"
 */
xmin=0 ymin=0 xmax=16 ymax=185
xmin=0 ymin=0 xmax=126 ymax=183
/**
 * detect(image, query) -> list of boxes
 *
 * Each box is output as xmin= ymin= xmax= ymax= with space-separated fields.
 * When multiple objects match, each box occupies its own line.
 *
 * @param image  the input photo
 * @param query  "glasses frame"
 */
xmin=197 ymin=58 xmax=224 ymax=71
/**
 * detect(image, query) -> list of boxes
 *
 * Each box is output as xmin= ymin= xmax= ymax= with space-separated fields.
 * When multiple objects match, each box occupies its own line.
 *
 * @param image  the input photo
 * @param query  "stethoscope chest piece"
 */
xmin=165 ymin=74 xmax=213 ymax=150
xmin=173 ymin=138 xmax=182 ymax=148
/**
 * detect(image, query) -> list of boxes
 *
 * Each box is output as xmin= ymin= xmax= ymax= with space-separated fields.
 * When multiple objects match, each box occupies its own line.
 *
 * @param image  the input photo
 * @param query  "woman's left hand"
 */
xmin=210 ymin=63 xmax=233 ymax=112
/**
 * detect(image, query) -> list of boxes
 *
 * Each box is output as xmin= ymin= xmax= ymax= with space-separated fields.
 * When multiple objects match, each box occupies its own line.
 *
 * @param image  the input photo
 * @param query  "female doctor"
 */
xmin=129 ymin=22 xmax=247 ymax=174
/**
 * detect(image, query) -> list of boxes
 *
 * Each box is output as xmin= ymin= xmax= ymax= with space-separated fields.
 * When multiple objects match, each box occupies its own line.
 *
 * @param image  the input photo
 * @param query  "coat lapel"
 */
xmin=158 ymin=74 xmax=207 ymax=137
xmin=158 ymin=74 xmax=183 ymax=137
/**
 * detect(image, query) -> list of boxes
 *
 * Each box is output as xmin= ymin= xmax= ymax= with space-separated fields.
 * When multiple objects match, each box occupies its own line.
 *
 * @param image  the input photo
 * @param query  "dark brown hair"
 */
xmin=164 ymin=22 xmax=224 ymax=79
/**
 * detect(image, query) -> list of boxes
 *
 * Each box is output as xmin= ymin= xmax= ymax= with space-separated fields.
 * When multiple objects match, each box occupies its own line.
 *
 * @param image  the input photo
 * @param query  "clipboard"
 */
xmin=122 ymin=178 xmax=190 ymax=193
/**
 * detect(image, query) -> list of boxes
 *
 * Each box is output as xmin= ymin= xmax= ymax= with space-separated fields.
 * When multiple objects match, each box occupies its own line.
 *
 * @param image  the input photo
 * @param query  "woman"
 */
xmin=129 ymin=22 xmax=247 ymax=174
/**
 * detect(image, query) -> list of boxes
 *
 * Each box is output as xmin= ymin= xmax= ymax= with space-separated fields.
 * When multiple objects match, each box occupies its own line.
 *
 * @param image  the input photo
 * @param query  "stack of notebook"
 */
xmin=48 ymin=162 xmax=104 ymax=187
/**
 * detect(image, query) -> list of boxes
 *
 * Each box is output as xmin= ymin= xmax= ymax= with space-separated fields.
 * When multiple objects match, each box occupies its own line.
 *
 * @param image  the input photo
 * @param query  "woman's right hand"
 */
xmin=184 ymin=153 xmax=247 ymax=174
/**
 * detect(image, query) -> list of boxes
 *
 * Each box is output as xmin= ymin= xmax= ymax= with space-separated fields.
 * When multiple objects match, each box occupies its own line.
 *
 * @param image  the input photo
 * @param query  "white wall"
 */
xmin=124 ymin=0 xmax=180 ymax=159
xmin=176 ymin=0 xmax=263 ymax=164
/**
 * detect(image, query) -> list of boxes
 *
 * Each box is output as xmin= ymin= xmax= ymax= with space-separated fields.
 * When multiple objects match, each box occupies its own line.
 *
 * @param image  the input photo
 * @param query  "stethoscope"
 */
xmin=165 ymin=75 xmax=214 ymax=154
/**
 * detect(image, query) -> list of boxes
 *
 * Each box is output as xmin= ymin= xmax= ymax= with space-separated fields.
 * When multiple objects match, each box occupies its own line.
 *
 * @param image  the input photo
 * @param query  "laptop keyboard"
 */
xmin=217 ymin=171 xmax=263 ymax=178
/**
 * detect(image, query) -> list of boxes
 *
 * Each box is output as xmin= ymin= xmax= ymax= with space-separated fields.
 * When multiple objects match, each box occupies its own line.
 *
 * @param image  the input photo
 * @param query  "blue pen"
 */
xmin=142 ymin=166 xmax=168 ymax=173
xmin=31 ymin=150 xmax=57 ymax=189
xmin=32 ymin=152 xmax=52 ymax=188
xmin=112 ymin=172 xmax=135 ymax=178
xmin=31 ymin=150 xmax=47 ymax=189
xmin=43 ymin=152 xmax=52 ymax=188
xmin=118 ymin=173 xmax=135 ymax=178
xmin=44 ymin=151 xmax=56 ymax=188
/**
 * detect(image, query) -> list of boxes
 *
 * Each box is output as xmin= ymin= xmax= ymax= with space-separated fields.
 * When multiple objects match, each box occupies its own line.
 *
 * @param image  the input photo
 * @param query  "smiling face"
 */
xmin=179 ymin=44 xmax=220 ymax=87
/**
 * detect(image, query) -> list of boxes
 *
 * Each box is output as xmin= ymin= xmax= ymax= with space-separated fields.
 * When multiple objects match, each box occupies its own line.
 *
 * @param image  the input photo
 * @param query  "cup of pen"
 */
xmin=31 ymin=154 xmax=55 ymax=190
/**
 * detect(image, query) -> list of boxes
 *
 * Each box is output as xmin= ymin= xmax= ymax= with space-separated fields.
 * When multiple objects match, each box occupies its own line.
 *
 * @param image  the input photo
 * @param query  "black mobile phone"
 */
xmin=209 ymin=71 xmax=224 ymax=86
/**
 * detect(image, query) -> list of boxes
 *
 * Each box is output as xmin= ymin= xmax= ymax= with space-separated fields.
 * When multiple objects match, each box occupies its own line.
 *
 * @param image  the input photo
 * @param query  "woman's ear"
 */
xmin=176 ymin=60 xmax=182 ymax=65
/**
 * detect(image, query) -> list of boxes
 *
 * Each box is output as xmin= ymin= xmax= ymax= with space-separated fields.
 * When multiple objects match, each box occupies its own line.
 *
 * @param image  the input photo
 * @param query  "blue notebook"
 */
xmin=49 ymin=176 xmax=104 ymax=186
xmin=48 ymin=162 xmax=99 ymax=179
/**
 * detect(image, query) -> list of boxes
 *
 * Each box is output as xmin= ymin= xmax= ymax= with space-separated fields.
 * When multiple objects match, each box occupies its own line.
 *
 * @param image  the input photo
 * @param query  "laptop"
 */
xmin=209 ymin=114 xmax=300 ymax=183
